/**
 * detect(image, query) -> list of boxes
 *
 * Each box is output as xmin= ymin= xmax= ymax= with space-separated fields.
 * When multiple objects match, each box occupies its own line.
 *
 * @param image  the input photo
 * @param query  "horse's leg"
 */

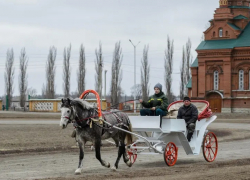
xmin=95 ymin=139 xmax=110 ymax=168
xmin=123 ymin=146 xmax=132 ymax=167
xmin=75 ymin=139 xmax=86 ymax=175
xmin=111 ymin=132 xmax=126 ymax=170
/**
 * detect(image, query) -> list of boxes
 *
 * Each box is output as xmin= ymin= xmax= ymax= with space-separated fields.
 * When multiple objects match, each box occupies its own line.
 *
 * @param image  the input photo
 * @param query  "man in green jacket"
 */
xmin=139 ymin=83 xmax=168 ymax=117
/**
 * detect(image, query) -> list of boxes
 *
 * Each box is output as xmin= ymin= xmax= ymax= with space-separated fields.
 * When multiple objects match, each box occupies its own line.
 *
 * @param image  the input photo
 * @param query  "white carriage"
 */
xmin=127 ymin=100 xmax=218 ymax=166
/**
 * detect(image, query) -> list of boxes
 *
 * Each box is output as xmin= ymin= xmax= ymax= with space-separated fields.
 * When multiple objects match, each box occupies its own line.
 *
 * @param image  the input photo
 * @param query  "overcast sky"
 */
xmin=0 ymin=0 xmax=219 ymax=97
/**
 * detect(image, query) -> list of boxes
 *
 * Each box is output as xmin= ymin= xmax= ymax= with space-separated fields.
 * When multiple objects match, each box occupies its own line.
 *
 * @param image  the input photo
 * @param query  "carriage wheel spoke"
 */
xmin=203 ymin=132 xmax=218 ymax=162
xmin=164 ymin=142 xmax=178 ymax=166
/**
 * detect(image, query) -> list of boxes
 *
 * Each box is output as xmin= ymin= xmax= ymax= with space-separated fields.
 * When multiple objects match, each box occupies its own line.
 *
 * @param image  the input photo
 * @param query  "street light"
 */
xmin=129 ymin=39 xmax=140 ymax=113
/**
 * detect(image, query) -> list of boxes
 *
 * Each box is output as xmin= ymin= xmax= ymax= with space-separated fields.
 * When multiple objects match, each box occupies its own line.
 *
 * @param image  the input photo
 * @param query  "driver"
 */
xmin=139 ymin=83 xmax=168 ymax=118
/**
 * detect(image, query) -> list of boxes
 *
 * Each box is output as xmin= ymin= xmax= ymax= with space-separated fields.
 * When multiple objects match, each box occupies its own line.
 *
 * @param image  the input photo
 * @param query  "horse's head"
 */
xmin=60 ymin=97 xmax=98 ymax=129
xmin=60 ymin=98 xmax=74 ymax=129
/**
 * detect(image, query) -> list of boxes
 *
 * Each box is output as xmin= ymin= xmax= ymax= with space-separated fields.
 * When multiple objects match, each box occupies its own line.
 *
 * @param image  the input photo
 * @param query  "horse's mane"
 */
xmin=73 ymin=98 xmax=97 ymax=110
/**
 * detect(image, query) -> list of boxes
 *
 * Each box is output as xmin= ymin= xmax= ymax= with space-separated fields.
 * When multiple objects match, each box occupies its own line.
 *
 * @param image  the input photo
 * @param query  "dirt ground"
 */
xmin=0 ymin=118 xmax=249 ymax=153
xmin=1 ymin=117 xmax=250 ymax=180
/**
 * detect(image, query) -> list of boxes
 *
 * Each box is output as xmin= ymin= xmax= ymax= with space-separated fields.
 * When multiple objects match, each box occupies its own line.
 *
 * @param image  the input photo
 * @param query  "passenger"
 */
xmin=139 ymin=83 xmax=168 ymax=118
xmin=177 ymin=96 xmax=198 ymax=142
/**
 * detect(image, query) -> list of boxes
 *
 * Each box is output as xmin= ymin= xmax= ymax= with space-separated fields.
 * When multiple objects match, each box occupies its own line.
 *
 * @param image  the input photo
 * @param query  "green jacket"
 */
xmin=141 ymin=92 xmax=168 ymax=112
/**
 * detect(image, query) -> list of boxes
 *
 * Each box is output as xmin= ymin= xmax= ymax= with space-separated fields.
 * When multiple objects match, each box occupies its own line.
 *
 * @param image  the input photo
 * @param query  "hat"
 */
xmin=183 ymin=96 xmax=191 ymax=102
xmin=154 ymin=83 xmax=162 ymax=91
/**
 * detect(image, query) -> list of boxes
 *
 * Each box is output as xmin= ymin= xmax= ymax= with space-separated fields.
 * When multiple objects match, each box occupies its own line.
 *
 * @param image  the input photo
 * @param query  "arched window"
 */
xmin=214 ymin=71 xmax=219 ymax=90
xmin=213 ymin=31 xmax=216 ymax=37
xmin=219 ymin=28 xmax=223 ymax=37
xmin=239 ymin=70 xmax=244 ymax=90
xmin=225 ymin=31 xmax=228 ymax=36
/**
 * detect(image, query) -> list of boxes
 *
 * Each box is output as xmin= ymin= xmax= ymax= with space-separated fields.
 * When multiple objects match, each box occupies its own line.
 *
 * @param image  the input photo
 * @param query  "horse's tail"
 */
xmin=126 ymin=123 xmax=133 ymax=145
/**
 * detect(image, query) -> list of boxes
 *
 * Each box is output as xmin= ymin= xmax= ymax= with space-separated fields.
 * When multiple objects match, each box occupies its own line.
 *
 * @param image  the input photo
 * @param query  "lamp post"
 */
xmin=129 ymin=39 xmax=140 ymax=113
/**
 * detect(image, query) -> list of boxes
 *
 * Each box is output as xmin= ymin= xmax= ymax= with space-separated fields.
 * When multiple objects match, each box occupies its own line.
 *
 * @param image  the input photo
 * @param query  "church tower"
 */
xmin=204 ymin=0 xmax=250 ymax=40
xmin=189 ymin=0 xmax=250 ymax=113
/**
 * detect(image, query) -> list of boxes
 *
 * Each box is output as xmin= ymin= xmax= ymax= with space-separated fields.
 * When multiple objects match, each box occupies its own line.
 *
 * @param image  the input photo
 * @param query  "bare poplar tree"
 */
xmin=185 ymin=38 xmax=192 ymax=84
xmin=141 ymin=45 xmax=150 ymax=101
xmin=180 ymin=46 xmax=186 ymax=99
xmin=5 ymin=49 xmax=15 ymax=108
xmin=45 ymin=46 xmax=57 ymax=99
xmin=164 ymin=36 xmax=174 ymax=103
xmin=95 ymin=42 xmax=103 ymax=96
xmin=179 ymin=39 xmax=192 ymax=99
xmin=63 ymin=44 xmax=71 ymax=97
xmin=110 ymin=41 xmax=123 ymax=107
xmin=19 ymin=48 xmax=28 ymax=107
xmin=77 ymin=44 xmax=86 ymax=96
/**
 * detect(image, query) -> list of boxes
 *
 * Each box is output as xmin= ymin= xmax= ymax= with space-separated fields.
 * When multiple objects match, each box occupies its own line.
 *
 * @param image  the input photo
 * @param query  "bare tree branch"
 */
xmin=141 ymin=45 xmax=150 ymax=101
xmin=63 ymin=44 xmax=71 ymax=98
xmin=131 ymin=84 xmax=142 ymax=100
xmin=5 ymin=48 xmax=15 ymax=108
xmin=110 ymin=41 xmax=123 ymax=107
xmin=45 ymin=46 xmax=57 ymax=99
xmin=19 ymin=48 xmax=28 ymax=107
xmin=164 ymin=36 xmax=174 ymax=103
xmin=27 ymin=87 xmax=37 ymax=97
xmin=77 ymin=44 xmax=86 ymax=96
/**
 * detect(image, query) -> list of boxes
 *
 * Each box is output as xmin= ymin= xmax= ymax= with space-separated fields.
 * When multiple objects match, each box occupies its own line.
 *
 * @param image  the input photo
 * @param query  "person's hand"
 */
xmin=139 ymin=99 xmax=143 ymax=103
xmin=151 ymin=107 xmax=156 ymax=110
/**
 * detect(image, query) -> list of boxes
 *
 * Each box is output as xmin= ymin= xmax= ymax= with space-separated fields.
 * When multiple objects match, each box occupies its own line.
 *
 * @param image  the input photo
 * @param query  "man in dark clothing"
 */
xmin=139 ymin=83 xmax=168 ymax=117
xmin=177 ymin=96 xmax=198 ymax=142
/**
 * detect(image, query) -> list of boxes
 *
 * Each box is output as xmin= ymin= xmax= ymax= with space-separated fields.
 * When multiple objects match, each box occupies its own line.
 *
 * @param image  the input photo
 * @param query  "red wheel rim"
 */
xmin=203 ymin=132 xmax=218 ymax=162
xmin=127 ymin=144 xmax=137 ymax=164
xmin=164 ymin=142 xmax=178 ymax=166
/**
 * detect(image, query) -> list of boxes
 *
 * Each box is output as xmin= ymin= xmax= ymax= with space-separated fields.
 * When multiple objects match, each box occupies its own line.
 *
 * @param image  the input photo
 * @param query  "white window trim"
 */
xmin=219 ymin=29 xmax=223 ymax=37
xmin=249 ymin=70 xmax=250 ymax=90
xmin=214 ymin=71 xmax=219 ymax=90
xmin=239 ymin=70 xmax=244 ymax=90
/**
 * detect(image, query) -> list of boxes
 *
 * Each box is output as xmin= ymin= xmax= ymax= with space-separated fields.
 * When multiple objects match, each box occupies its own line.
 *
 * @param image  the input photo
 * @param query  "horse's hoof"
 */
xmin=106 ymin=162 xmax=110 ymax=168
xmin=111 ymin=166 xmax=117 ymax=171
xmin=126 ymin=161 xmax=132 ymax=167
xmin=75 ymin=168 xmax=82 ymax=175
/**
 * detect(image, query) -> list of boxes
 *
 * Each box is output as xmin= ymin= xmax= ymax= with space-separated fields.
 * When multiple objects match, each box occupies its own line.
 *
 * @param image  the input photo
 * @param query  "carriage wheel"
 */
xmin=203 ymin=132 xmax=218 ymax=162
xmin=164 ymin=142 xmax=178 ymax=166
xmin=127 ymin=144 xmax=137 ymax=164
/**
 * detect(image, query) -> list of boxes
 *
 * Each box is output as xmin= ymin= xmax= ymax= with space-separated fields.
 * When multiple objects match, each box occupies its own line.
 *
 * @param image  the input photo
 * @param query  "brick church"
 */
xmin=188 ymin=0 xmax=250 ymax=113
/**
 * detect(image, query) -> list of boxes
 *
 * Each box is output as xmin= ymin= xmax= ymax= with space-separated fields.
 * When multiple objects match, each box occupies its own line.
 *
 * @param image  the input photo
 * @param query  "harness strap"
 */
xmin=90 ymin=118 xmax=103 ymax=128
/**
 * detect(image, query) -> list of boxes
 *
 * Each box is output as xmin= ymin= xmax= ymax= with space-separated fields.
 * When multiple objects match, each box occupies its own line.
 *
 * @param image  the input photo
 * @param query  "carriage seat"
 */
xmin=163 ymin=101 xmax=209 ymax=119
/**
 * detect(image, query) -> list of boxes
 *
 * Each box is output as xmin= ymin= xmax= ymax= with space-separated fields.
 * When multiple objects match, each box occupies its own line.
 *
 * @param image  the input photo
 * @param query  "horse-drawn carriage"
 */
xmin=128 ymin=100 xmax=217 ymax=166
xmin=60 ymin=90 xmax=218 ymax=174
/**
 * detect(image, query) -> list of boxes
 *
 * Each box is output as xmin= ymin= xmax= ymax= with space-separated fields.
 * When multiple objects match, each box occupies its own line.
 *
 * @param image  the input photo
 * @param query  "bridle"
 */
xmin=61 ymin=106 xmax=75 ymax=124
